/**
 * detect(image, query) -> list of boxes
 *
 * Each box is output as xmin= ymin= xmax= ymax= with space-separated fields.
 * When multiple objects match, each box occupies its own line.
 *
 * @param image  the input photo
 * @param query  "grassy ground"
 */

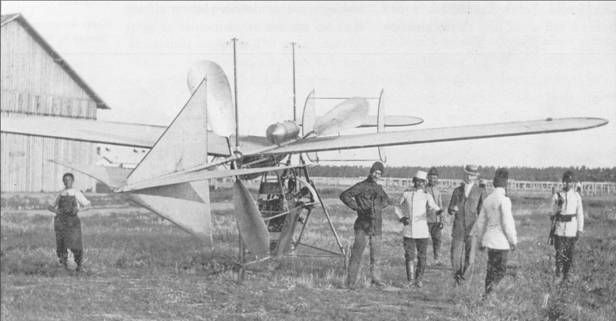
xmin=1 ymin=192 xmax=615 ymax=321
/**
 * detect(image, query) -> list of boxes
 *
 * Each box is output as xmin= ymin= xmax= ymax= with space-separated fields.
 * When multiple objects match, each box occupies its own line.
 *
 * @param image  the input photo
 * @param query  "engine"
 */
xmin=266 ymin=121 xmax=300 ymax=145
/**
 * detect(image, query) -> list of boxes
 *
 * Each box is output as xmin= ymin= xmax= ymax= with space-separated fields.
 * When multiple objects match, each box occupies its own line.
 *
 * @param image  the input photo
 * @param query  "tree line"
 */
xmin=308 ymin=165 xmax=616 ymax=182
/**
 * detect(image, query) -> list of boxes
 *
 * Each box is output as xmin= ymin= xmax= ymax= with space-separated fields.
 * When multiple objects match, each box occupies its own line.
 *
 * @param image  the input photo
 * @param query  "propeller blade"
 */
xmin=376 ymin=89 xmax=387 ymax=162
xmin=187 ymin=60 xmax=235 ymax=137
xmin=302 ymin=89 xmax=316 ymax=136
xmin=232 ymin=180 xmax=270 ymax=258
xmin=313 ymin=97 xmax=369 ymax=136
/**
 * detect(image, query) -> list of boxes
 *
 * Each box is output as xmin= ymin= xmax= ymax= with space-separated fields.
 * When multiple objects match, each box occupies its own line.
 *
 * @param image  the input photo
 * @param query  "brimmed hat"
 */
xmin=370 ymin=161 xmax=385 ymax=174
xmin=463 ymin=164 xmax=479 ymax=176
xmin=414 ymin=170 xmax=428 ymax=181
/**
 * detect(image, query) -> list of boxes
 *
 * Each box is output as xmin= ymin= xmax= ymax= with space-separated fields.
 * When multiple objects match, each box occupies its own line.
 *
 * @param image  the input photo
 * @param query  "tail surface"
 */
xmin=126 ymin=78 xmax=212 ymax=243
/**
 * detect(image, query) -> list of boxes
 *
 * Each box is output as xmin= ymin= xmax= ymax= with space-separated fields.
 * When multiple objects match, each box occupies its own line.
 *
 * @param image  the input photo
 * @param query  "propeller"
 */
xmin=312 ymin=97 xmax=369 ymax=136
xmin=301 ymin=90 xmax=316 ymax=136
xmin=187 ymin=60 xmax=235 ymax=138
xmin=376 ymin=89 xmax=387 ymax=162
xmin=232 ymin=180 xmax=270 ymax=258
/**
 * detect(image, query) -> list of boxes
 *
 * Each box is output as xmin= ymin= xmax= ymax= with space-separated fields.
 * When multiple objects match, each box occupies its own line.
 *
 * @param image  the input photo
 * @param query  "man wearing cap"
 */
xmin=473 ymin=168 xmax=517 ymax=297
xmin=340 ymin=161 xmax=392 ymax=288
xmin=448 ymin=164 xmax=488 ymax=285
xmin=425 ymin=167 xmax=445 ymax=265
xmin=550 ymin=170 xmax=584 ymax=284
xmin=395 ymin=170 xmax=442 ymax=288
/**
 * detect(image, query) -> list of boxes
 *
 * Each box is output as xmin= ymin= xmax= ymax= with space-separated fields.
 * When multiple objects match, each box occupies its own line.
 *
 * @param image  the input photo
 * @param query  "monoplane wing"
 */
xmin=0 ymin=114 xmax=271 ymax=156
xmin=259 ymin=117 xmax=608 ymax=155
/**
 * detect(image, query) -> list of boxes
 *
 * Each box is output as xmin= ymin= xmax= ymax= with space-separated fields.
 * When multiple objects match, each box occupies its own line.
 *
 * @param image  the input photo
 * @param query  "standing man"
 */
xmin=340 ymin=161 xmax=392 ymax=288
xmin=47 ymin=173 xmax=91 ymax=272
xmin=425 ymin=167 xmax=444 ymax=265
xmin=448 ymin=164 xmax=487 ymax=285
xmin=473 ymin=168 xmax=517 ymax=297
xmin=395 ymin=170 xmax=442 ymax=288
xmin=551 ymin=170 xmax=584 ymax=284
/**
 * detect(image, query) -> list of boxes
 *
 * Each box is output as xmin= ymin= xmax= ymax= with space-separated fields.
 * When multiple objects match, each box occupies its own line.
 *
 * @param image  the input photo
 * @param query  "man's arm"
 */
xmin=476 ymin=187 xmax=488 ymax=215
xmin=339 ymin=183 xmax=361 ymax=211
xmin=394 ymin=193 xmax=407 ymax=220
xmin=427 ymin=193 xmax=440 ymax=212
xmin=501 ymin=197 xmax=517 ymax=247
xmin=448 ymin=188 xmax=459 ymax=215
xmin=47 ymin=194 xmax=60 ymax=214
xmin=377 ymin=185 xmax=393 ymax=209
xmin=435 ymin=188 xmax=443 ymax=209
xmin=576 ymin=193 xmax=584 ymax=235
xmin=394 ymin=193 xmax=410 ymax=225
xmin=472 ymin=205 xmax=487 ymax=238
xmin=76 ymin=190 xmax=92 ymax=210
xmin=551 ymin=193 xmax=562 ymax=215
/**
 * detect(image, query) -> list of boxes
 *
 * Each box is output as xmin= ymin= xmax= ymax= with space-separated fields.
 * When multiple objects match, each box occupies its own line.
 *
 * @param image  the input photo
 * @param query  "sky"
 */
xmin=2 ymin=1 xmax=615 ymax=168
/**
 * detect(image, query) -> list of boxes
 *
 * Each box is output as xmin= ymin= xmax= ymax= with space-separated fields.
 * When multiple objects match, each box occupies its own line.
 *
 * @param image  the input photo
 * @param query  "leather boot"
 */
xmin=370 ymin=263 xmax=385 ymax=287
xmin=58 ymin=256 xmax=68 ymax=269
xmin=405 ymin=259 xmax=415 ymax=282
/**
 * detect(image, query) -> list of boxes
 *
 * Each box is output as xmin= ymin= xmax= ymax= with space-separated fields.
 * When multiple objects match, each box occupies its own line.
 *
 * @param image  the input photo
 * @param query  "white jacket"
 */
xmin=394 ymin=189 xmax=440 ymax=239
xmin=473 ymin=188 xmax=517 ymax=250
xmin=551 ymin=189 xmax=583 ymax=237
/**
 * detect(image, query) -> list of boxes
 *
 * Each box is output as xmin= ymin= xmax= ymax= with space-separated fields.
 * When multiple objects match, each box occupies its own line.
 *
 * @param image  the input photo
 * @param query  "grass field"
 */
xmin=1 ymin=191 xmax=615 ymax=321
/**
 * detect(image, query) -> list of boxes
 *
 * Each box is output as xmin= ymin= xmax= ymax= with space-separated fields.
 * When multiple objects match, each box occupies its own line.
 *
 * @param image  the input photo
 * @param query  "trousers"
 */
xmin=403 ymin=237 xmax=428 ymax=280
xmin=554 ymin=235 xmax=576 ymax=278
xmin=451 ymin=235 xmax=474 ymax=283
xmin=347 ymin=228 xmax=381 ymax=286
xmin=427 ymin=222 xmax=442 ymax=259
xmin=54 ymin=215 xmax=83 ymax=266
xmin=485 ymin=249 xmax=509 ymax=294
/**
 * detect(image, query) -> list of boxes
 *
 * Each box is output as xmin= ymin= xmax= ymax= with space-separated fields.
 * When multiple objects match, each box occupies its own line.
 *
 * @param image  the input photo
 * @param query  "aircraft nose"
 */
xmin=266 ymin=123 xmax=286 ymax=144
xmin=266 ymin=121 xmax=300 ymax=145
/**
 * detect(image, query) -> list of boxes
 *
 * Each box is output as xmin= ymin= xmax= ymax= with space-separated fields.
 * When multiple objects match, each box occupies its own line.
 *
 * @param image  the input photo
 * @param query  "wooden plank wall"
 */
xmin=1 ymin=19 xmax=98 ymax=192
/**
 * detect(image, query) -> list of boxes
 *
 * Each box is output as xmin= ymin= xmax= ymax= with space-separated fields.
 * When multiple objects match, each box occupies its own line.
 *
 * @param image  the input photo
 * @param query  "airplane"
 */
xmin=1 ymin=57 xmax=608 ymax=280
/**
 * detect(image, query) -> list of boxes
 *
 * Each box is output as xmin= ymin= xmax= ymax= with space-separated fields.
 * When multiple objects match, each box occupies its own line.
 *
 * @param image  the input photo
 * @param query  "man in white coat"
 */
xmin=394 ymin=170 xmax=442 ymax=288
xmin=474 ymin=168 xmax=517 ymax=297
xmin=550 ymin=170 xmax=584 ymax=284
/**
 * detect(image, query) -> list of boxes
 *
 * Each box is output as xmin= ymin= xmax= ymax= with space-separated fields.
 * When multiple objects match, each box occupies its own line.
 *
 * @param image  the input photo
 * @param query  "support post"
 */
xmin=231 ymin=37 xmax=239 ymax=149
xmin=238 ymin=231 xmax=245 ymax=282
xmin=291 ymin=41 xmax=297 ymax=122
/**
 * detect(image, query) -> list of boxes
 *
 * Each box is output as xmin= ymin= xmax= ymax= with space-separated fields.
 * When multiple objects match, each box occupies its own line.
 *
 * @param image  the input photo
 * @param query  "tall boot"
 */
xmin=58 ymin=254 xmax=68 ymax=269
xmin=72 ymin=249 xmax=83 ymax=272
xmin=370 ymin=262 xmax=384 ymax=287
xmin=405 ymin=259 xmax=415 ymax=282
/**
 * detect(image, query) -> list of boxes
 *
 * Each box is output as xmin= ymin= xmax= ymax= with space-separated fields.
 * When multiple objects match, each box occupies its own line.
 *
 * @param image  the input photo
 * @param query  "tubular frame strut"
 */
xmin=235 ymin=154 xmax=346 ymax=283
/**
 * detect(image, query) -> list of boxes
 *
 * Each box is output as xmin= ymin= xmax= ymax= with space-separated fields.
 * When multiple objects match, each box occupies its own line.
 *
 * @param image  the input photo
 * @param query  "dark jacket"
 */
xmin=340 ymin=176 xmax=392 ymax=236
xmin=448 ymin=183 xmax=487 ymax=240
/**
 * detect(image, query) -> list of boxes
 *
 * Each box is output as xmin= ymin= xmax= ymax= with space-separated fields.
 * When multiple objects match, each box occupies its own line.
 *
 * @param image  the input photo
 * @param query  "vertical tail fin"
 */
xmin=126 ymin=79 xmax=212 ymax=243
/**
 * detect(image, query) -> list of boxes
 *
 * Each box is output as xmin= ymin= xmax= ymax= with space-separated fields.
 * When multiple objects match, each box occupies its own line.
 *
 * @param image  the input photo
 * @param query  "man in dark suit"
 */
xmin=448 ymin=165 xmax=487 ymax=285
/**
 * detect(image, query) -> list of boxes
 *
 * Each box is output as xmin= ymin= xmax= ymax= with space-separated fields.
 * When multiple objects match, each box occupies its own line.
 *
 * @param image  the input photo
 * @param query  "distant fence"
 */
xmin=215 ymin=176 xmax=616 ymax=196
xmin=309 ymin=177 xmax=616 ymax=196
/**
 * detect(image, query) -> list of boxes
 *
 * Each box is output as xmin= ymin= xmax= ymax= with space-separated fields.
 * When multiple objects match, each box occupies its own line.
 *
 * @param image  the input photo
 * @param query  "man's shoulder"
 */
xmin=497 ymin=193 xmax=511 ymax=204
xmin=574 ymin=191 xmax=583 ymax=201
xmin=471 ymin=184 xmax=486 ymax=195
xmin=59 ymin=188 xmax=77 ymax=196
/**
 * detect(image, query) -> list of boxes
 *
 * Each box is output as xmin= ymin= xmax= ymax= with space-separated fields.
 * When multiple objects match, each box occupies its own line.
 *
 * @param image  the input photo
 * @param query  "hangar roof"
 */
xmin=1 ymin=13 xmax=110 ymax=109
